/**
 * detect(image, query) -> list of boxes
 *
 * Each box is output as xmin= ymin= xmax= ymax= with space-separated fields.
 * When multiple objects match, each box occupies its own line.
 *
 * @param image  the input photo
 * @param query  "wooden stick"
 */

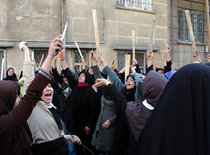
xmin=75 ymin=41 xmax=84 ymax=60
xmin=38 ymin=53 xmax=44 ymax=69
xmin=1 ymin=58 xmax=4 ymax=80
xmin=31 ymin=51 xmax=34 ymax=60
xmin=132 ymin=30 xmax=135 ymax=60
xmin=205 ymin=0 xmax=210 ymax=53
xmin=149 ymin=20 xmax=155 ymax=51
xmin=125 ymin=54 xmax=131 ymax=83
xmin=164 ymin=39 xmax=168 ymax=46
xmin=185 ymin=10 xmax=197 ymax=51
xmin=92 ymin=9 xmax=101 ymax=57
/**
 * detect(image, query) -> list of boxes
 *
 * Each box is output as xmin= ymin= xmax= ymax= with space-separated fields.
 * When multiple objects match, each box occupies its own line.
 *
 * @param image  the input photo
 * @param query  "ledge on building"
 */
xmin=65 ymin=44 xmax=96 ymax=49
xmin=28 ymin=44 xmax=49 ymax=49
xmin=177 ymin=40 xmax=206 ymax=46
xmin=0 ymin=43 xmax=14 ymax=48
xmin=112 ymin=45 xmax=160 ymax=51
xmin=115 ymin=6 xmax=155 ymax=14
xmin=28 ymin=44 xmax=96 ymax=50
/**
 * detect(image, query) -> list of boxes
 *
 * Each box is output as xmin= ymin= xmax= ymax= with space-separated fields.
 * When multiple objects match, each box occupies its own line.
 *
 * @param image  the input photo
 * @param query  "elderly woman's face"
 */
xmin=78 ymin=73 xmax=86 ymax=82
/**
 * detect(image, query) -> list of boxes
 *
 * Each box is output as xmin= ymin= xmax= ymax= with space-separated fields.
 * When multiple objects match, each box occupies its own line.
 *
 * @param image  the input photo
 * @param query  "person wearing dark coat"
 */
xmin=138 ymin=63 xmax=210 ymax=155
xmin=3 ymin=67 xmax=18 ymax=81
xmin=62 ymin=59 xmax=100 ymax=155
xmin=94 ymin=70 xmax=168 ymax=155
xmin=0 ymin=70 xmax=52 ymax=155
xmin=91 ymin=65 xmax=117 ymax=154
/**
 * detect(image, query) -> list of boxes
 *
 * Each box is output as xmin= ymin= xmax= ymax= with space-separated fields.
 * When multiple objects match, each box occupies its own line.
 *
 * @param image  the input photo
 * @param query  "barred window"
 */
xmin=178 ymin=8 xmax=204 ymax=43
xmin=33 ymin=49 xmax=48 ymax=68
xmin=118 ymin=51 xmax=146 ymax=73
xmin=73 ymin=50 xmax=88 ymax=76
xmin=116 ymin=0 xmax=153 ymax=11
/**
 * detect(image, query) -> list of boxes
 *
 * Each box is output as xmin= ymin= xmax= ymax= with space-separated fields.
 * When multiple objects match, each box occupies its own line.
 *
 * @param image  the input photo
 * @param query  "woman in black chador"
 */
xmin=138 ymin=63 xmax=210 ymax=155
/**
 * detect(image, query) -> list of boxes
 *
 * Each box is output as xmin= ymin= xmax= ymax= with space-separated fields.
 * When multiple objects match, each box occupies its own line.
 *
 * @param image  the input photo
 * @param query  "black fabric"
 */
xmin=138 ymin=64 xmax=210 ymax=155
xmin=3 ymin=67 xmax=18 ymax=81
xmin=62 ymin=68 xmax=100 ymax=155
xmin=134 ymin=64 xmax=141 ymax=73
xmin=155 ymin=67 xmax=164 ymax=72
xmin=102 ymin=86 xmax=113 ymax=101
xmin=50 ymin=78 xmax=66 ymax=116
xmin=31 ymin=136 xmax=69 ymax=155
xmin=120 ymin=86 xmax=136 ymax=102
xmin=79 ymin=70 xmax=95 ymax=86
xmin=146 ymin=65 xmax=153 ymax=74
xmin=48 ymin=107 xmax=63 ymax=130
xmin=164 ymin=61 xmax=172 ymax=73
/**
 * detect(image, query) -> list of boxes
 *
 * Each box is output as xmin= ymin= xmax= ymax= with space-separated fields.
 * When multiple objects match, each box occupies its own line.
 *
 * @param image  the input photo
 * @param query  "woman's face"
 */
xmin=41 ymin=84 xmax=54 ymax=103
xmin=88 ymin=68 xmax=93 ymax=75
xmin=78 ymin=73 xmax=86 ymax=82
xmin=8 ymin=69 xmax=14 ymax=76
xmin=125 ymin=76 xmax=135 ymax=90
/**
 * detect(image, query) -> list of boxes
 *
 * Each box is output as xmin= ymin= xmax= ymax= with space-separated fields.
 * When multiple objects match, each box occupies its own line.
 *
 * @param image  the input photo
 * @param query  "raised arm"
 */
xmin=192 ymin=50 xmax=201 ymax=63
xmin=0 ymin=35 xmax=62 ymax=130
xmin=19 ymin=42 xmax=35 ymax=95
xmin=146 ymin=50 xmax=154 ymax=74
xmin=164 ymin=45 xmax=172 ymax=73
xmin=90 ymin=51 xmax=103 ymax=79
xmin=60 ymin=56 xmax=77 ymax=88
xmin=94 ymin=78 xmax=128 ymax=114
xmin=51 ymin=56 xmax=64 ymax=85
xmin=99 ymin=56 xmax=125 ymax=92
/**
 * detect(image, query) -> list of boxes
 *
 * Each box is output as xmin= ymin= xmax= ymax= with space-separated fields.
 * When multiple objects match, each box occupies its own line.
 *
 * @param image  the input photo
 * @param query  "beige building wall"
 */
xmin=170 ymin=0 xmax=208 ymax=69
xmin=2 ymin=0 xmax=207 ymax=77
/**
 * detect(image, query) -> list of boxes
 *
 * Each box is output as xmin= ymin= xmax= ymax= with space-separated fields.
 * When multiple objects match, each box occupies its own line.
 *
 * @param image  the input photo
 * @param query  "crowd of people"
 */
xmin=0 ymin=35 xmax=209 ymax=155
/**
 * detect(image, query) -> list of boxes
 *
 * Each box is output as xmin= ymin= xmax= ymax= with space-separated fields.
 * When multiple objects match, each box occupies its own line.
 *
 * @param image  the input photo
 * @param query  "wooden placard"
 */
xmin=1 ymin=58 xmax=4 ymax=80
xmin=125 ymin=54 xmax=131 ymax=83
xmin=75 ymin=41 xmax=84 ymax=60
xmin=92 ymin=9 xmax=101 ymax=57
xmin=38 ymin=53 xmax=44 ymax=69
xmin=31 ymin=51 xmax=34 ymax=61
xmin=149 ymin=20 xmax=155 ymax=52
xmin=132 ymin=30 xmax=135 ymax=60
xmin=185 ymin=10 xmax=197 ymax=51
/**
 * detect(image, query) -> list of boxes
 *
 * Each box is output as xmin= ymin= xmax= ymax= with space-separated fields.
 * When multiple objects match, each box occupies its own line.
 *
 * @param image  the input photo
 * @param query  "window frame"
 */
xmin=178 ymin=8 xmax=204 ymax=44
xmin=117 ymin=50 xmax=146 ymax=73
xmin=72 ymin=49 xmax=90 ymax=76
xmin=32 ymin=48 xmax=49 ymax=68
xmin=116 ymin=0 xmax=153 ymax=12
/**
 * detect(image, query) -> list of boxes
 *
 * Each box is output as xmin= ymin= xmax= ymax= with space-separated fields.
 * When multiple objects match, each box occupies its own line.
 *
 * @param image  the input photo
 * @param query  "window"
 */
xmin=178 ymin=8 xmax=204 ymax=43
xmin=33 ymin=49 xmax=48 ymax=68
xmin=0 ymin=50 xmax=5 ymax=80
xmin=118 ymin=51 xmax=146 ymax=73
xmin=116 ymin=0 xmax=153 ymax=11
xmin=73 ymin=50 xmax=89 ymax=76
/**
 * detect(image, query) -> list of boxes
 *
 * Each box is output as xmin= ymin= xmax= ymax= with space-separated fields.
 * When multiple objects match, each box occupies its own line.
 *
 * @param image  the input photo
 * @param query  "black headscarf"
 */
xmin=79 ymin=70 xmax=95 ymax=86
xmin=138 ymin=64 xmax=210 ymax=155
xmin=120 ymin=75 xmax=136 ymax=102
xmin=3 ymin=68 xmax=18 ymax=81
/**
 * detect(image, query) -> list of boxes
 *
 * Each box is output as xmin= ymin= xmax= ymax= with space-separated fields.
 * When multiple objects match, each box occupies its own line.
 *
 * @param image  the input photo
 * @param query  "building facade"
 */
xmin=0 ymin=0 xmax=208 ymax=78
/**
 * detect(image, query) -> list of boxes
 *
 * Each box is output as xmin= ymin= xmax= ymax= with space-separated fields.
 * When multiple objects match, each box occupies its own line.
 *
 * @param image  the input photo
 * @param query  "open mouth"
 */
xmin=44 ymin=92 xmax=52 ymax=97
